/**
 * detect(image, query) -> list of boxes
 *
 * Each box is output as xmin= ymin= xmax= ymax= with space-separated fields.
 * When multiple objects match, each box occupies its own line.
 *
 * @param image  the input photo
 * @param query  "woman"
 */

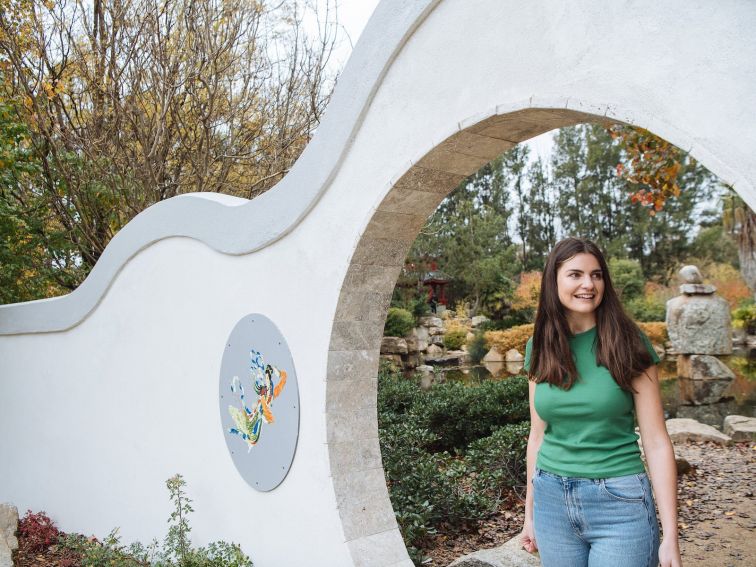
xmin=519 ymin=237 xmax=682 ymax=567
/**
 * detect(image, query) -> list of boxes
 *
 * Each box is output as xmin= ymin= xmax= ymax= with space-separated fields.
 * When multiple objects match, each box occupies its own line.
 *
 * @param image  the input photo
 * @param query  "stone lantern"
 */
xmin=666 ymin=265 xmax=734 ymax=409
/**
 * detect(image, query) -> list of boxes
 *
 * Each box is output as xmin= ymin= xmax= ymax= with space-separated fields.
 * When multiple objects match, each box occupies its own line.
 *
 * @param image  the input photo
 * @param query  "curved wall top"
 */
xmin=2 ymin=0 xmax=756 ymax=335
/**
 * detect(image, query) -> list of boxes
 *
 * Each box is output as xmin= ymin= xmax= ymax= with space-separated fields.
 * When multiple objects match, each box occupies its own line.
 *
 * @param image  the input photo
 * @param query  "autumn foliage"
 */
xmin=484 ymin=323 xmax=534 ymax=357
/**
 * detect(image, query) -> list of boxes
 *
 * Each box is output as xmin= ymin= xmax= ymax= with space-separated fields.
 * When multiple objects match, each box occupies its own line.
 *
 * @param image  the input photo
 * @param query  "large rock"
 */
xmin=677 ymin=354 xmax=735 ymax=380
xmin=448 ymin=534 xmax=540 ymax=566
xmin=506 ymin=348 xmax=524 ymax=374
xmin=666 ymin=294 xmax=732 ymax=354
xmin=381 ymin=336 xmax=408 ymax=355
xmin=665 ymin=418 xmax=732 ymax=445
xmin=471 ymin=315 xmax=489 ymax=328
xmin=430 ymin=334 xmax=445 ymax=346
xmin=418 ymin=316 xmax=443 ymax=328
xmin=426 ymin=344 xmax=443 ymax=356
xmin=723 ymin=415 xmax=756 ymax=441
xmin=406 ymin=327 xmax=429 ymax=352
xmin=0 ymin=503 xmax=18 ymax=567
xmin=677 ymin=354 xmax=734 ymax=405
xmin=483 ymin=347 xmax=505 ymax=362
xmin=428 ymin=326 xmax=446 ymax=336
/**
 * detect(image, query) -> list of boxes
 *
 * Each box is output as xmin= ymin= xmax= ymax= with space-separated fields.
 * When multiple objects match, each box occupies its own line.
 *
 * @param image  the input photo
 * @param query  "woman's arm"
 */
xmin=521 ymin=379 xmax=546 ymax=553
xmin=632 ymin=364 xmax=682 ymax=567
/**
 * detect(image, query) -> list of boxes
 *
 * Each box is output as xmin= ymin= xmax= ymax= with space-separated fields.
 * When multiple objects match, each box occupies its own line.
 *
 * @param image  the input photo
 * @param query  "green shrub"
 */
xmin=443 ymin=329 xmax=467 ymax=350
xmin=732 ymin=300 xmax=756 ymax=334
xmin=466 ymin=423 xmax=530 ymax=499
xmin=609 ymin=258 xmax=644 ymax=301
xmin=384 ymin=307 xmax=415 ymax=337
xmin=377 ymin=365 xmax=531 ymax=564
xmin=467 ymin=331 xmax=489 ymax=364
xmin=626 ymin=296 xmax=667 ymax=322
xmin=57 ymin=475 xmax=254 ymax=567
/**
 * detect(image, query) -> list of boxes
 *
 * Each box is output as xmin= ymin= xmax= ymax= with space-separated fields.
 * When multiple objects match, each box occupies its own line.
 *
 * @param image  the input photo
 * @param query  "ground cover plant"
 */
xmin=15 ymin=475 xmax=253 ymax=567
xmin=377 ymin=361 xmax=529 ymax=564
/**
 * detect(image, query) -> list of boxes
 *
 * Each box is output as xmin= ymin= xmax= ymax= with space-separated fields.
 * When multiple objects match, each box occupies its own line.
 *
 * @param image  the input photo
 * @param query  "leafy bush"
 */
xmin=609 ymin=258 xmax=644 ymax=301
xmin=626 ymin=296 xmax=667 ymax=322
xmin=377 ymin=365 xmax=530 ymax=563
xmin=732 ymin=300 xmax=756 ymax=334
xmin=467 ymin=331 xmax=489 ymax=364
xmin=466 ymin=422 xmax=530 ymax=499
xmin=411 ymin=379 xmax=529 ymax=453
xmin=384 ymin=307 xmax=415 ymax=337
xmin=636 ymin=322 xmax=668 ymax=345
xmin=18 ymin=510 xmax=62 ymax=553
xmin=443 ymin=329 xmax=467 ymax=350
xmin=52 ymin=475 xmax=254 ymax=567
xmin=484 ymin=323 xmax=533 ymax=357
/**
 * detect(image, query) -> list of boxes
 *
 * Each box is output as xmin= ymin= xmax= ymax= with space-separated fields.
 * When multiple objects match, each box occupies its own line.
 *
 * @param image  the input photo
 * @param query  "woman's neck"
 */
xmin=566 ymin=313 xmax=596 ymax=335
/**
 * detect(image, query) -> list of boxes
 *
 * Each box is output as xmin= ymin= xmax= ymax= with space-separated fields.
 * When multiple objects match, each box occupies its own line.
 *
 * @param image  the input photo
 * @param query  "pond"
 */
xmin=425 ymin=348 xmax=756 ymax=428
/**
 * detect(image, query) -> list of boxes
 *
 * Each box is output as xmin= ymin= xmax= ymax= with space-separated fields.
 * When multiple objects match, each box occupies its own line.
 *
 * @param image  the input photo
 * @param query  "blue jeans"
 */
xmin=533 ymin=467 xmax=660 ymax=567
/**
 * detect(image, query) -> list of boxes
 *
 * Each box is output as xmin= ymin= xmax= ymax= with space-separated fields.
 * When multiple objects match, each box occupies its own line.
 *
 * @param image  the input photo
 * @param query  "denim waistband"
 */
xmin=535 ymin=466 xmax=648 ymax=483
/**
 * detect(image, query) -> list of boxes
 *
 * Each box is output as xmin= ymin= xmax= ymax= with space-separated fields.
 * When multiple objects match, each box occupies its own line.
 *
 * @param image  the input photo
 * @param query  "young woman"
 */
xmin=519 ymin=237 xmax=682 ymax=567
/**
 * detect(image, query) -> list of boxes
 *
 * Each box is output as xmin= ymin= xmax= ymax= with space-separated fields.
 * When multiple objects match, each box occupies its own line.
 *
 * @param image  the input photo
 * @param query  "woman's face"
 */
xmin=556 ymin=253 xmax=605 ymax=319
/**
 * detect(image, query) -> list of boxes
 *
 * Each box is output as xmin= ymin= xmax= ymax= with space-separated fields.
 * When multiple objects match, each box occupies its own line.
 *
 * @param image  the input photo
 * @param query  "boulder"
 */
xmin=407 ymin=326 xmax=430 ymax=353
xmin=447 ymin=349 xmax=471 ymax=365
xmin=426 ymin=344 xmax=444 ymax=356
xmin=418 ymin=316 xmax=443 ymax=328
xmin=677 ymin=354 xmax=734 ymax=405
xmin=416 ymin=364 xmax=434 ymax=374
xmin=428 ymin=326 xmax=446 ymax=336
xmin=723 ymin=415 xmax=756 ymax=441
xmin=666 ymin=294 xmax=732 ymax=355
xmin=679 ymin=265 xmax=703 ymax=284
xmin=665 ymin=418 xmax=732 ymax=445
xmin=0 ymin=503 xmax=18 ymax=567
xmin=677 ymin=354 xmax=735 ymax=380
xmin=448 ymin=534 xmax=540 ymax=566
xmin=483 ymin=347 xmax=505 ymax=363
xmin=381 ymin=337 xmax=408 ymax=355
xmin=471 ymin=315 xmax=489 ymax=328
xmin=430 ymin=334 xmax=445 ymax=346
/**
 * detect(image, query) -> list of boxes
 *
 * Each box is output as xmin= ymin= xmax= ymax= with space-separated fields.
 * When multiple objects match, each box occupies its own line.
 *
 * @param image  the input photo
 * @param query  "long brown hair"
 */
xmin=528 ymin=237 xmax=654 ymax=392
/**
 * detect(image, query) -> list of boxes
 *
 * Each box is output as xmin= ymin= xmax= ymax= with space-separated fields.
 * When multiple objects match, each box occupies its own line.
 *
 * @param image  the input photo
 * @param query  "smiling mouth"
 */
xmin=574 ymin=294 xmax=595 ymax=299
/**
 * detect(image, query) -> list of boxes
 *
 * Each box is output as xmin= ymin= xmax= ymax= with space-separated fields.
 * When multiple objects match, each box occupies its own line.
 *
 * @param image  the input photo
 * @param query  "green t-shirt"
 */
xmin=524 ymin=326 xmax=660 ymax=478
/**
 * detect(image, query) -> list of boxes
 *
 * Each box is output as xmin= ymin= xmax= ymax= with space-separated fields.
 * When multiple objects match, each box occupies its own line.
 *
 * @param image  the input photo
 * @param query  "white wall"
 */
xmin=1 ymin=1 xmax=755 ymax=565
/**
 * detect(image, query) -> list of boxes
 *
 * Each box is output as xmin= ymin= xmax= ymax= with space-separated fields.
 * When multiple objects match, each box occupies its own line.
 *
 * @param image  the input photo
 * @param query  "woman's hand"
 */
xmin=658 ymin=536 xmax=682 ymax=566
xmin=520 ymin=518 xmax=538 ymax=553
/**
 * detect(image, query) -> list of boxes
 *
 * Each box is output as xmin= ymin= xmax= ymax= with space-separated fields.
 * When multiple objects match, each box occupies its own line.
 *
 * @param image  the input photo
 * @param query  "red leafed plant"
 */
xmin=17 ymin=510 xmax=62 ymax=553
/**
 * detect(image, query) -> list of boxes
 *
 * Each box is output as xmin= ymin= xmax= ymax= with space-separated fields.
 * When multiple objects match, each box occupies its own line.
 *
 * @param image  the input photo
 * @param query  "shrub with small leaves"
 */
xmin=467 ymin=331 xmax=489 ymax=364
xmin=384 ymin=307 xmax=415 ymax=337
xmin=485 ymin=323 xmax=534 ymax=357
xmin=443 ymin=329 xmax=466 ymax=350
xmin=17 ymin=510 xmax=62 ymax=553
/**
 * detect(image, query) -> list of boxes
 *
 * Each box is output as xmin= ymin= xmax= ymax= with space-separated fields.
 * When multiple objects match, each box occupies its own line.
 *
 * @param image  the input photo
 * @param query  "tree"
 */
xmin=610 ymin=125 xmax=753 ymax=292
xmin=409 ymin=158 xmax=518 ymax=316
xmin=0 ymin=0 xmax=339 ymax=301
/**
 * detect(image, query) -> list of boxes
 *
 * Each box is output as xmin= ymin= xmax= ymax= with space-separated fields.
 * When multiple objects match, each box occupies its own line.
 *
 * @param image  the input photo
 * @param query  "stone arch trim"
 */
xmin=326 ymin=108 xmax=605 ymax=565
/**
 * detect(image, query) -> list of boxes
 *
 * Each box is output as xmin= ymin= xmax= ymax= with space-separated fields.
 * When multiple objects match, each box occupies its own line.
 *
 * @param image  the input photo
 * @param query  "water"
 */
xmin=426 ymin=350 xmax=756 ymax=428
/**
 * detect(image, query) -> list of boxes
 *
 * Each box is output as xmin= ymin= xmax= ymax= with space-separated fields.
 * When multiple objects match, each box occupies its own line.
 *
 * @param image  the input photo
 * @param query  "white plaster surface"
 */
xmin=1 ymin=1 xmax=756 ymax=565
